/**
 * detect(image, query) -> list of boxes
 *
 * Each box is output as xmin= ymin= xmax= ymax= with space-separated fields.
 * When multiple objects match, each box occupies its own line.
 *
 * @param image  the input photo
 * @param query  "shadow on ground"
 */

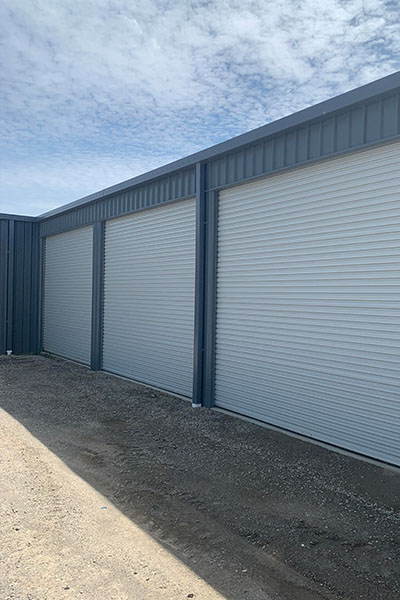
xmin=0 ymin=355 xmax=399 ymax=600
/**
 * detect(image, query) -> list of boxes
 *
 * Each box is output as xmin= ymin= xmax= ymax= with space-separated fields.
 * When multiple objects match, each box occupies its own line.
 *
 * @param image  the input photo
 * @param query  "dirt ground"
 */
xmin=0 ymin=355 xmax=399 ymax=600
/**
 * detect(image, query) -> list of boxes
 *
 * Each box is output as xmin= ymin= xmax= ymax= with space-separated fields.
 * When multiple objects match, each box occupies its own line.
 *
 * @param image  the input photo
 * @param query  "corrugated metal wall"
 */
xmin=207 ymin=95 xmax=400 ymax=190
xmin=0 ymin=218 xmax=40 ymax=355
xmin=13 ymin=220 xmax=41 ymax=354
xmin=39 ymin=86 xmax=400 ymax=240
xmin=0 ymin=220 xmax=8 ymax=354
xmin=40 ymin=168 xmax=196 ymax=237
xmin=2 ymin=74 xmax=400 ymax=467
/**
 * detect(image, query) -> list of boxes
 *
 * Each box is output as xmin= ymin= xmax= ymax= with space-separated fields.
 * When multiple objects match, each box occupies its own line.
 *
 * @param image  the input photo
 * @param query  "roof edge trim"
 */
xmin=0 ymin=213 xmax=38 ymax=222
xmin=38 ymin=70 xmax=400 ymax=220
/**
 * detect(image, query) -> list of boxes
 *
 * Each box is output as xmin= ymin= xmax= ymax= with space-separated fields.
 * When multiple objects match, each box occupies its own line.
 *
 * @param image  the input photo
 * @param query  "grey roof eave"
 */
xmin=33 ymin=70 xmax=400 ymax=220
xmin=0 ymin=213 xmax=38 ymax=222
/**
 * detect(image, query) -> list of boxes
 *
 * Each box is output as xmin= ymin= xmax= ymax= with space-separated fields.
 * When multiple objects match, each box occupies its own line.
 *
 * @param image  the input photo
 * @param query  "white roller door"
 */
xmin=43 ymin=226 xmax=93 ymax=364
xmin=102 ymin=199 xmax=196 ymax=397
xmin=215 ymin=141 xmax=400 ymax=466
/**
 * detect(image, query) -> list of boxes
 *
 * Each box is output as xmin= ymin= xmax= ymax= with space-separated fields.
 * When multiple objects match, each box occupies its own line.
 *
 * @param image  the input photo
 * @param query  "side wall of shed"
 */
xmin=0 ymin=218 xmax=40 ymax=355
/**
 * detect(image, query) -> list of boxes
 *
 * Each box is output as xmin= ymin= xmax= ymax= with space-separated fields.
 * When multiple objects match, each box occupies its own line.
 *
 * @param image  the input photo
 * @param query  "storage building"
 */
xmin=1 ymin=72 xmax=400 ymax=467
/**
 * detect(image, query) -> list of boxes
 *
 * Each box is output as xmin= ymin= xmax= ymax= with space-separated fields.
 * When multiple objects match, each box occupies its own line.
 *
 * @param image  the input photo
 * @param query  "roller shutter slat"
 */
xmin=102 ymin=199 xmax=195 ymax=397
xmin=215 ymin=142 xmax=400 ymax=466
xmin=43 ymin=227 xmax=93 ymax=365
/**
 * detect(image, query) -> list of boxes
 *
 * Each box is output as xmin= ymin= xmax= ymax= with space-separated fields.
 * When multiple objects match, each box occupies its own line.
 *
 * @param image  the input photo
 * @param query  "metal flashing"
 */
xmin=39 ymin=175 xmax=196 ymax=237
xmin=0 ymin=213 xmax=37 ymax=222
xmin=38 ymin=71 xmax=400 ymax=221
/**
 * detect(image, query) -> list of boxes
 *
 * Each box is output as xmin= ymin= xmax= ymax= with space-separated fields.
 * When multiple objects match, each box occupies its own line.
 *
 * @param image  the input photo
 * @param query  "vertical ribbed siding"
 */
xmin=0 ymin=219 xmax=40 ymax=355
xmin=12 ymin=221 xmax=40 ymax=354
xmin=40 ymin=168 xmax=196 ymax=237
xmin=0 ymin=220 xmax=8 ymax=353
xmin=39 ymin=88 xmax=400 ymax=239
xmin=215 ymin=141 xmax=400 ymax=466
xmin=43 ymin=226 xmax=93 ymax=364
xmin=102 ymin=199 xmax=196 ymax=396
xmin=207 ymin=94 xmax=400 ymax=190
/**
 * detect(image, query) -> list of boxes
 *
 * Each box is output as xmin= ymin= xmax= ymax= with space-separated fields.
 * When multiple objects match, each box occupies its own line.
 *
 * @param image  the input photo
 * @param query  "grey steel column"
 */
xmin=38 ymin=235 xmax=45 ymax=352
xmin=192 ymin=164 xmax=218 ymax=408
xmin=192 ymin=162 xmax=206 ymax=406
xmin=202 ymin=190 xmax=218 ymax=408
xmin=91 ymin=221 xmax=105 ymax=370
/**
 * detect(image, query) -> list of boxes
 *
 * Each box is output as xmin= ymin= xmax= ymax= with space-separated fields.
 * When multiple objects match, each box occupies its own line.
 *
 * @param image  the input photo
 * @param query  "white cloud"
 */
xmin=0 ymin=0 xmax=399 ymax=215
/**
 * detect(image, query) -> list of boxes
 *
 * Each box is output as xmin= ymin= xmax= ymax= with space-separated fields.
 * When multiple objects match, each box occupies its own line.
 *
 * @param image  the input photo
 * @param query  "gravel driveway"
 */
xmin=0 ymin=355 xmax=399 ymax=600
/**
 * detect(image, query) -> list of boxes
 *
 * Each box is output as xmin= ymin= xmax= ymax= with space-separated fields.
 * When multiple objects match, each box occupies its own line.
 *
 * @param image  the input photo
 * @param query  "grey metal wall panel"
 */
xmin=0 ymin=214 xmax=37 ymax=222
xmin=6 ymin=220 xmax=14 ymax=351
xmin=206 ymin=94 xmax=400 ymax=191
xmin=12 ymin=221 xmax=40 ymax=354
xmin=215 ymin=141 xmax=400 ymax=466
xmin=102 ymin=199 xmax=196 ymax=396
xmin=0 ymin=220 xmax=8 ymax=354
xmin=39 ymin=80 xmax=400 ymax=239
xmin=29 ymin=222 xmax=41 ymax=354
xmin=0 ymin=219 xmax=40 ymax=355
xmin=40 ymin=168 xmax=196 ymax=237
xmin=39 ymin=71 xmax=400 ymax=223
xmin=43 ymin=226 xmax=93 ymax=364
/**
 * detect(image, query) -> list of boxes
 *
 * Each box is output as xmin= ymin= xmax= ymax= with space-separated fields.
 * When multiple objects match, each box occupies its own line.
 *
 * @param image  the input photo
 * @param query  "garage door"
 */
xmin=215 ymin=141 xmax=400 ymax=466
xmin=102 ymin=199 xmax=196 ymax=397
xmin=43 ymin=226 xmax=93 ymax=364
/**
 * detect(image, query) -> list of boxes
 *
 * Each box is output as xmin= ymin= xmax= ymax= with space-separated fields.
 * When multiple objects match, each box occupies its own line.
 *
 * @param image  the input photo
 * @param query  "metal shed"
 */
xmin=1 ymin=71 xmax=400 ymax=466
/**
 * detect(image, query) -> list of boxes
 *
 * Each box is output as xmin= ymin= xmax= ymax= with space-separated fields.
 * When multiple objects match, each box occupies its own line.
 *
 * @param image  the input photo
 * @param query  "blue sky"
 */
xmin=1 ymin=0 xmax=400 ymax=216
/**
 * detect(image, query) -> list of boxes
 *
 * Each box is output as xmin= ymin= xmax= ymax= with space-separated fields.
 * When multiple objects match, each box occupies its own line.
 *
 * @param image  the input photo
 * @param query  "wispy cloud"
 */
xmin=1 ymin=0 xmax=399 ymax=215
